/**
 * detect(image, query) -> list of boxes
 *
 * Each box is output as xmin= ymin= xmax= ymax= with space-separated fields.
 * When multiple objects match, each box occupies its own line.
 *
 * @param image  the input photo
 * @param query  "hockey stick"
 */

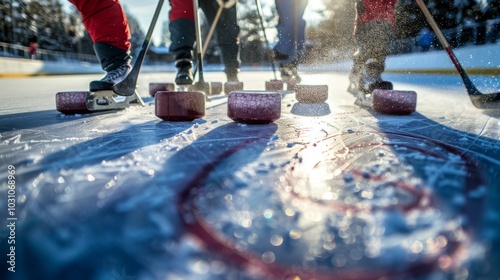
xmin=203 ymin=1 xmax=236 ymax=63
xmin=415 ymin=0 xmax=500 ymax=109
xmin=193 ymin=0 xmax=206 ymax=85
xmin=113 ymin=0 xmax=164 ymax=96
xmin=255 ymin=0 xmax=278 ymax=80
xmin=192 ymin=0 xmax=229 ymax=79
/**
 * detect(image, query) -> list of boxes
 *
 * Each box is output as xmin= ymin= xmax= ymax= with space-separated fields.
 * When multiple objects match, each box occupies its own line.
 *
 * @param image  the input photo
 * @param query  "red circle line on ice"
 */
xmin=176 ymin=130 xmax=487 ymax=279
xmin=282 ymin=130 xmax=471 ymax=213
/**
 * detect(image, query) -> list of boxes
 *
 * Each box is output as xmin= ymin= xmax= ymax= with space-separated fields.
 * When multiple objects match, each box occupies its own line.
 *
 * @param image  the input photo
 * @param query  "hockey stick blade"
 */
xmin=468 ymin=91 xmax=500 ymax=109
xmin=416 ymin=0 xmax=500 ymax=110
xmin=113 ymin=0 xmax=164 ymax=96
xmin=444 ymin=47 xmax=500 ymax=109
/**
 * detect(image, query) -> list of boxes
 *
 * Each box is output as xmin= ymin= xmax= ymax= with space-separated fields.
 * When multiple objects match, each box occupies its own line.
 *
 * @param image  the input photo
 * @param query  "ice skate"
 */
xmin=364 ymin=60 xmax=393 ymax=93
xmin=175 ymin=59 xmax=194 ymax=85
xmin=89 ymin=63 xmax=131 ymax=92
xmin=349 ymin=60 xmax=392 ymax=96
xmin=225 ymin=68 xmax=240 ymax=82
xmin=348 ymin=60 xmax=390 ymax=108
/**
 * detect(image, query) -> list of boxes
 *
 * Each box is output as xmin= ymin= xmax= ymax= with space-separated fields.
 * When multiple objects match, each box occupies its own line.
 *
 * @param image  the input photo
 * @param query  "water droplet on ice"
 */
xmin=263 ymin=209 xmax=273 ymax=219
xmin=289 ymin=229 xmax=302 ymax=239
xmin=261 ymin=251 xmax=276 ymax=263
xmin=192 ymin=260 xmax=209 ymax=274
xmin=270 ymin=235 xmax=283 ymax=246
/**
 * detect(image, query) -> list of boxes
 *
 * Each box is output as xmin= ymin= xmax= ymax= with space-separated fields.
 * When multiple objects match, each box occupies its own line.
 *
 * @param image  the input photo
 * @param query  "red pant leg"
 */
xmin=69 ymin=0 xmax=131 ymax=50
xmin=169 ymin=0 xmax=194 ymax=21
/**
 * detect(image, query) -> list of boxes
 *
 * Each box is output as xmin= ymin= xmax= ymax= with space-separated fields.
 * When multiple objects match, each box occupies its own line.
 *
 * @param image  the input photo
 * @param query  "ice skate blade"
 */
xmin=86 ymin=90 xmax=144 ymax=111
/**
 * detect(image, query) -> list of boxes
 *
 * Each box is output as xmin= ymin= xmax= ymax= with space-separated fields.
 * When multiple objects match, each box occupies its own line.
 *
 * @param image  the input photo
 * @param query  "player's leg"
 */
xmin=349 ymin=0 xmax=367 ymax=93
xmin=353 ymin=0 xmax=397 ymax=92
xmin=274 ymin=0 xmax=308 ymax=82
xmin=349 ymin=19 xmax=369 ymax=93
xmin=168 ymin=0 xmax=196 ymax=85
xmin=350 ymin=18 xmax=394 ymax=94
xmin=274 ymin=0 xmax=308 ymax=61
xmin=69 ymin=0 xmax=132 ymax=90
xmin=200 ymin=0 xmax=241 ymax=82
xmin=348 ymin=52 xmax=365 ymax=93
xmin=290 ymin=0 xmax=308 ymax=80
xmin=361 ymin=20 xmax=394 ymax=92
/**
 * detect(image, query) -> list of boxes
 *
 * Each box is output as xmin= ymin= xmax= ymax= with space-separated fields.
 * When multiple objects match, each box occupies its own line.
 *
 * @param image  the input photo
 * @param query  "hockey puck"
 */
xmin=55 ymin=91 xmax=90 ymax=114
xmin=149 ymin=82 xmax=175 ymax=97
xmin=193 ymin=81 xmax=211 ymax=95
xmin=227 ymin=91 xmax=281 ymax=124
xmin=155 ymin=91 xmax=205 ymax=121
xmin=372 ymin=89 xmax=417 ymax=115
xmin=224 ymin=81 xmax=244 ymax=95
xmin=286 ymin=78 xmax=299 ymax=90
xmin=265 ymin=80 xmax=284 ymax=91
xmin=295 ymin=84 xmax=328 ymax=103
xmin=210 ymin=82 xmax=223 ymax=95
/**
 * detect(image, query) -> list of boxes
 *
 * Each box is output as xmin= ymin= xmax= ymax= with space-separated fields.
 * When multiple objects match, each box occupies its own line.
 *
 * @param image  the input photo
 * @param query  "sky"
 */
xmin=61 ymin=0 xmax=326 ymax=46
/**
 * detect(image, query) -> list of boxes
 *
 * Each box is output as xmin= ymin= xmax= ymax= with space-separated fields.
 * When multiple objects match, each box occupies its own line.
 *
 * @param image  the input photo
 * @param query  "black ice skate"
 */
xmin=89 ymin=63 xmax=131 ymax=92
xmin=364 ymin=60 xmax=392 ymax=92
xmin=225 ymin=68 xmax=239 ymax=82
xmin=348 ymin=60 xmax=393 ymax=108
xmin=365 ymin=61 xmax=392 ymax=93
xmin=349 ymin=61 xmax=393 ymax=95
xmin=175 ymin=60 xmax=194 ymax=85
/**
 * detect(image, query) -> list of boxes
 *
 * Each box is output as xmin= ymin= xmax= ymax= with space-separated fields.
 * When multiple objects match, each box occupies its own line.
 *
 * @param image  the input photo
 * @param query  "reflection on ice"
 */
xmin=184 ymin=130 xmax=478 ymax=277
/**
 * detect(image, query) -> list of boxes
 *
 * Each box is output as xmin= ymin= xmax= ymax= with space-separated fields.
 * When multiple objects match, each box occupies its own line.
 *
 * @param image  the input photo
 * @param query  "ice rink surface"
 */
xmin=1 ymin=70 xmax=500 ymax=279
